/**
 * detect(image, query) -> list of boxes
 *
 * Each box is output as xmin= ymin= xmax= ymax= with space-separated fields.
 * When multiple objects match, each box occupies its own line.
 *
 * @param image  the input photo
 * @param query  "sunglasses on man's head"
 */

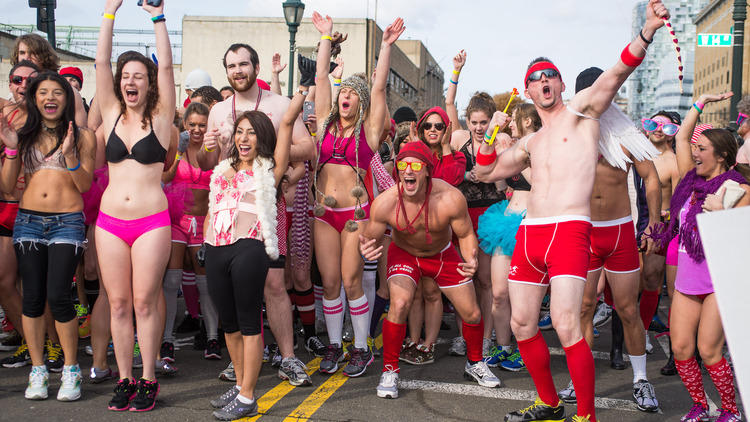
xmin=396 ymin=161 xmax=424 ymax=172
xmin=641 ymin=118 xmax=680 ymax=136
xmin=737 ymin=113 xmax=749 ymax=126
xmin=526 ymin=68 xmax=560 ymax=84
xmin=420 ymin=122 xmax=446 ymax=131
xmin=10 ymin=74 xmax=35 ymax=85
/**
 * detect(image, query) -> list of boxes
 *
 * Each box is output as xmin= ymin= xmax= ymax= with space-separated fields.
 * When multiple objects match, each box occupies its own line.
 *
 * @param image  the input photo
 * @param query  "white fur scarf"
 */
xmin=209 ymin=158 xmax=279 ymax=260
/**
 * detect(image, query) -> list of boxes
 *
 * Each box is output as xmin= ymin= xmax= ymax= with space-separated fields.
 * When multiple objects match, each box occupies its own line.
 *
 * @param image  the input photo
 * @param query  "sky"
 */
xmin=3 ymin=0 xmax=645 ymax=110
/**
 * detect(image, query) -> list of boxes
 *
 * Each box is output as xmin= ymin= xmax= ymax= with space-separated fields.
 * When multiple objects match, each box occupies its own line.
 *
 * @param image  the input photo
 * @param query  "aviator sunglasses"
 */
xmin=526 ymin=68 xmax=560 ymax=84
xmin=396 ymin=161 xmax=424 ymax=172
xmin=641 ymin=118 xmax=680 ymax=136
xmin=737 ymin=113 xmax=749 ymax=126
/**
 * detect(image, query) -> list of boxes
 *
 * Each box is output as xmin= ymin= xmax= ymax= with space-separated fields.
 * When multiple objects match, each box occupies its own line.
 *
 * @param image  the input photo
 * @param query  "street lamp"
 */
xmin=730 ymin=0 xmax=747 ymax=118
xmin=283 ymin=0 xmax=305 ymax=97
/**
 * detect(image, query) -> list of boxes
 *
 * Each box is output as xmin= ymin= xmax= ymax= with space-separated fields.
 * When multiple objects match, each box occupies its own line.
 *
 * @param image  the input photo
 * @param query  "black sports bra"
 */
xmin=106 ymin=114 xmax=167 ymax=164
xmin=506 ymin=173 xmax=531 ymax=191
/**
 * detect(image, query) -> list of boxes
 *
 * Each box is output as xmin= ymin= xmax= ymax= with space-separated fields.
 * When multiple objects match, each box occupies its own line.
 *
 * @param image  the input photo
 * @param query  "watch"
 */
xmin=298 ymin=88 xmax=309 ymax=96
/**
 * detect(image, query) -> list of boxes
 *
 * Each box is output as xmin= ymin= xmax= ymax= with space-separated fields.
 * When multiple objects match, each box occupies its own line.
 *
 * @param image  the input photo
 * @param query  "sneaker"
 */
xmin=204 ymin=339 xmax=222 ymax=360
xmin=219 ymin=362 xmax=236 ymax=382
xmin=213 ymin=396 xmax=258 ymax=420
xmin=320 ymin=344 xmax=345 ymax=374
xmin=592 ymin=301 xmax=612 ymax=328
xmin=399 ymin=342 xmax=417 ymax=364
xmin=25 ymin=366 xmax=49 ymax=400
xmin=129 ymin=378 xmax=160 ymax=412
xmin=368 ymin=336 xmax=381 ymax=357
xmin=263 ymin=343 xmax=279 ymax=363
xmin=558 ymin=380 xmax=576 ymax=404
xmin=538 ymin=311 xmax=552 ymax=330
xmin=85 ymin=341 xmax=114 ymax=357
xmin=680 ymin=403 xmax=710 ymax=422
xmin=279 ymin=356 xmax=312 ymax=386
xmin=403 ymin=344 xmax=434 ymax=365
xmin=645 ymin=333 xmax=654 ymax=354
xmin=210 ymin=385 xmax=239 ymax=408
xmin=499 ymin=349 xmax=525 ymax=372
xmin=448 ymin=336 xmax=466 ymax=356
xmin=2 ymin=342 xmax=30 ymax=368
xmin=160 ymin=341 xmax=175 ymax=363
xmin=108 ymin=378 xmax=136 ymax=411
xmin=570 ymin=417 xmax=593 ymax=422
xmin=57 ymin=364 xmax=82 ymax=401
xmin=661 ymin=353 xmax=677 ymax=376
xmin=482 ymin=337 xmax=493 ymax=357
xmin=271 ymin=347 xmax=283 ymax=368
xmin=75 ymin=304 xmax=89 ymax=320
xmin=633 ymin=379 xmax=659 ymax=412
xmin=464 ymin=360 xmax=501 ymax=387
xmin=483 ymin=346 xmax=505 ymax=368
xmin=649 ymin=314 xmax=668 ymax=333
xmin=715 ymin=409 xmax=743 ymax=422
xmin=156 ymin=358 xmax=179 ymax=376
xmin=504 ymin=397 xmax=565 ymax=422
xmin=45 ymin=340 xmax=64 ymax=373
xmin=344 ymin=346 xmax=374 ymax=377
xmin=0 ymin=330 xmax=22 ymax=351
xmin=175 ymin=313 xmax=200 ymax=333
xmin=305 ymin=336 xmax=326 ymax=357
xmin=376 ymin=365 xmax=399 ymax=399
xmin=78 ymin=315 xmax=91 ymax=339
xmin=133 ymin=342 xmax=143 ymax=369
xmin=90 ymin=367 xmax=118 ymax=384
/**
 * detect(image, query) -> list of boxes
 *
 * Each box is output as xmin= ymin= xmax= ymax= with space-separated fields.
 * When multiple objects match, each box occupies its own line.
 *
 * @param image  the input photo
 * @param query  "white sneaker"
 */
xmin=645 ymin=333 xmax=654 ymax=354
xmin=57 ymin=364 xmax=82 ymax=401
xmin=25 ymin=366 xmax=49 ymax=400
xmin=464 ymin=360 xmax=501 ymax=388
xmin=376 ymin=365 xmax=399 ymax=399
xmin=592 ymin=301 xmax=612 ymax=327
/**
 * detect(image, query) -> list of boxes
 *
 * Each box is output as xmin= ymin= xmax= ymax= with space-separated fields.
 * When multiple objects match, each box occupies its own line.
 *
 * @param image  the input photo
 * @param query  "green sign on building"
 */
xmin=697 ymin=33 xmax=733 ymax=47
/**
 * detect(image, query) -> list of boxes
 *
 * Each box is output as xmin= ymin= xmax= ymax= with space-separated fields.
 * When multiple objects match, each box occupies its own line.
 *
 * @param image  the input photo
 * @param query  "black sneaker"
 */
xmin=305 ymin=336 xmax=326 ymax=357
xmin=129 ymin=378 xmax=160 ymax=412
xmin=0 ymin=330 xmax=22 ymax=351
xmin=45 ymin=340 xmax=64 ymax=373
xmin=1 ymin=342 xmax=30 ymax=368
xmin=213 ymin=396 xmax=258 ymax=420
xmin=176 ymin=314 xmax=200 ymax=333
xmin=108 ymin=378 xmax=136 ymax=411
xmin=160 ymin=341 xmax=175 ymax=363
xmin=343 ymin=346 xmax=374 ymax=377
xmin=505 ymin=397 xmax=565 ymax=422
xmin=204 ymin=339 xmax=222 ymax=360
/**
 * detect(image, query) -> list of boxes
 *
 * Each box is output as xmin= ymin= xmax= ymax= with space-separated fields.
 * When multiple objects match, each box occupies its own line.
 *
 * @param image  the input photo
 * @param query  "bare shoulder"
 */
xmin=450 ymin=130 xmax=470 ymax=151
xmin=433 ymin=179 xmax=466 ymax=210
xmin=371 ymin=186 xmax=399 ymax=219
xmin=209 ymin=97 xmax=231 ymax=120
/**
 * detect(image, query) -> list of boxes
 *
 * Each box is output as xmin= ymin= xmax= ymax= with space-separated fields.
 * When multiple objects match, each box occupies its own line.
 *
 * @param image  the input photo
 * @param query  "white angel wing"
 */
xmin=598 ymin=103 xmax=661 ymax=171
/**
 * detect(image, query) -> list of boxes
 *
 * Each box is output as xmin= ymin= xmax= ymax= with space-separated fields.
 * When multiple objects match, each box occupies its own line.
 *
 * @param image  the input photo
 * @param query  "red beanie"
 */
xmin=60 ymin=67 xmax=83 ymax=86
xmin=396 ymin=140 xmax=435 ymax=172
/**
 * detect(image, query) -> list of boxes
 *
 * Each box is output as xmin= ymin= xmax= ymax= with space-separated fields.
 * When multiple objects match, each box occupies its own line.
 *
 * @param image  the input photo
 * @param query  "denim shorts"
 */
xmin=13 ymin=209 xmax=86 ymax=252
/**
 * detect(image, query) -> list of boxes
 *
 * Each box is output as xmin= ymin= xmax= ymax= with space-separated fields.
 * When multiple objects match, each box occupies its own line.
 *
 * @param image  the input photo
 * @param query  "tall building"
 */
xmin=628 ymin=0 xmax=709 ymax=120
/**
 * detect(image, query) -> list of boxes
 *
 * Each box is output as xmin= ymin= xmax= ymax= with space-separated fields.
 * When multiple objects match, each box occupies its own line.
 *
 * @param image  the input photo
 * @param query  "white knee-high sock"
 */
xmin=348 ymin=295 xmax=370 ymax=349
xmin=323 ymin=296 xmax=344 ymax=346
xmin=162 ymin=269 xmax=182 ymax=343
xmin=362 ymin=262 xmax=377 ymax=327
xmin=629 ymin=353 xmax=648 ymax=384
xmin=195 ymin=275 xmax=219 ymax=341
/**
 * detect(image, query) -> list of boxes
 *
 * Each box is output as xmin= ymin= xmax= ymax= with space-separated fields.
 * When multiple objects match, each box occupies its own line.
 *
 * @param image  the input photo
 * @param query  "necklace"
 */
xmin=42 ymin=123 xmax=58 ymax=134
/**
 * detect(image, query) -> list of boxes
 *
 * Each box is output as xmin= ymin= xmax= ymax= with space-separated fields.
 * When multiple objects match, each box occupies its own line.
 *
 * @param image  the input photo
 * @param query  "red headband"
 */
xmin=524 ymin=61 xmax=561 ymax=88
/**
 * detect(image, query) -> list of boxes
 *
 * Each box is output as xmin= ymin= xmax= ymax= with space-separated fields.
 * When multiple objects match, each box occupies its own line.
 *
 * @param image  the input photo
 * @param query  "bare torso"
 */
xmin=651 ymin=149 xmax=678 ymax=212
xmin=590 ymin=159 xmax=631 ymax=221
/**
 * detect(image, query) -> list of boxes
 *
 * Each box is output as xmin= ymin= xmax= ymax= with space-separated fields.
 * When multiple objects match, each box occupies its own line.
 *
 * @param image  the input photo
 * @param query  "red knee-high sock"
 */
xmin=706 ymin=358 xmax=738 ymax=414
xmin=564 ymin=338 xmax=597 ymax=421
xmin=517 ymin=331 xmax=558 ymax=407
xmin=462 ymin=319 xmax=484 ymax=362
xmin=675 ymin=357 xmax=708 ymax=409
xmin=603 ymin=283 xmax=614 ymax=307
xmin=291 ymin=288 xmax=315 ymax=326
xmin=639 ymin=290 xmax=659 ymax=330
xmin=182 ymin=271 xmax=200 ymax=318
xmin=382 ymin=319 xmax=406 ymax=372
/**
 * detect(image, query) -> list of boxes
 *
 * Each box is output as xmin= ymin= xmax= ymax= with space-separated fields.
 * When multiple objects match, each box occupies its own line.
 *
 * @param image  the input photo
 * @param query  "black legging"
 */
xmin=205 ymin=238 xmax=269 ymax=336
xmin=16 ymin=242 xmax=83 ymax=322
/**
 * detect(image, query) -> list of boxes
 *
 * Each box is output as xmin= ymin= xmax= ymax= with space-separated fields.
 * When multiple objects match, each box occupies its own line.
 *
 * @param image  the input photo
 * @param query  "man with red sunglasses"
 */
xmin=736 ymin=95 xmax=750 ymax=165
xmin=474 ymin=1 xmax=670 ymax=421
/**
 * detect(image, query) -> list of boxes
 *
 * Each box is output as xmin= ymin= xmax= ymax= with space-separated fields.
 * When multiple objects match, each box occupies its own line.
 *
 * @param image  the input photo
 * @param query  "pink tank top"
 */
xmin=174 ymin=158 xmax=211 ymax=190
xmin=318 ymin=122 xmax=374 ymax=171
xmin=674 ymin=198 xmax=713 ymax=295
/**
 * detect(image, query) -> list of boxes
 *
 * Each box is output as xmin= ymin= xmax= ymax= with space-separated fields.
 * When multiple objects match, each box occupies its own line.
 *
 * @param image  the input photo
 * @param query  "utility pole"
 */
xmin=28 ymin=0 xmax=57 ymax=49
xmin=730 ymin=0 xmax=746 ymax=117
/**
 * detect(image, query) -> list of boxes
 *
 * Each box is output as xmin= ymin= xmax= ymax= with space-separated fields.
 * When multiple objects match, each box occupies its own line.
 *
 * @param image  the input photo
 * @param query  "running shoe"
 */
xmin=448 ymin=336 xmax=466 ymax=356
xmin=305 ymin=336 xmax=326 ymax=357
xmin=45 ymin=340 xmax=64 ymax=373
xmin=558 ymin=380 xmax=576 ymax=404
xmin=319 ymin=344 xmax=345 ymax=374
xmin=499 ymin=349 xmax=525 ymax=372
xmin=504 ymin=397 xmax=565 ymax=422
xmin=715 ymin=409 xmax=743 ymax=422
xmin=368 ymin=336 xmax=381 ymax=357
xmin=219 ymin=362 xmax=236 ymax=382
xmin=129 ymin=378 xmax=160 ymax=411
xmin=649 ymin=314 xmax=668 ymax=333
xmin=263 ymin=343 xmax=279 ymax=363
xmin=160 ymin=341 xmax=175 ymax=363
xmin=401 ymin=343 xmax=434 ymax=365
xmin=633 ymin=379 xmax=659 ymax=412
xmin=25 ymin=365 xmax=49 ymax=400
xmin=464 ymin=360 xmax=501 ymax=387
xmin=2 ymin=341 xmax=30 ymax=368
xmin=108 ymin=378 xmax=136 ymax=411
xmin=271 ymin=347 xmax=283 ymax=368
xmin=344 ymin=346 xmax=374 ymax=377
xmin=156 ymin=358 xmax=178 ymax=376
xmin=57 ymin=364 xmax=82 ymax=401
xmin=483 ymin=346 xmax=505 ymax=367
xmin=279 ymin=356 xmax=312 ymax=386
xmin=592 ymin=301 xmax=612 ymax=328
xmin=399 ymin=341 xmax=417 ymax=364
xmin=213 ymin=396 xmax=258 ymax=420
xmin=210 ymin=385 xmax=239 ymax=408
xmin=376 ymin=365 xmax=399 ymax=399
xmin=133 ymin=342 xmax=143 ymax=369
xmin=661 ymin=353 xmax=677 ymax=376
xmin=90 ymin=367 xmax=118 ymax=384
xmin=78 ymin=315 xmax=91 ymax=339
xmin=680 ymin=403 xmax=710 ymax=422
xmin=74 ymin=304 xmax=88 ymax=320
xmin=204 ymin=339 xmax=222 ymax=360
xmin=0 ymin=330 xmax=22 ymax=351
xmin=175 ymin=313 xmax=200 ymax=333
xmin=538 ymin=311 xmax=553 ymax=330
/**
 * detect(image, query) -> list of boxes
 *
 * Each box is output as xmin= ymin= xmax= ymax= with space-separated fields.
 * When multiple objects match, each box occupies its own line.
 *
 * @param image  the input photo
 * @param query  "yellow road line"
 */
xmin=282 ymin=366 xmax=350 ymax=422
xmin=238 ymin=357 xmax=321 ymax=422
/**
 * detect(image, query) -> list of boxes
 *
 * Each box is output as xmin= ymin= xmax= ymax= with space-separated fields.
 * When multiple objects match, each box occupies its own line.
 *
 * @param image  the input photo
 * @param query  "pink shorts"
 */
xmin=509 ymin=216 xmax=592 ymax=286
xmin=386 ymin=241 xmax=469 ymax=289
xmin=171 ymin=214 xmax=205 ymax=247
xmin=665 ymin=236 xmax=678 ymax=266
xmin=315 ymin=201 xmax=370 ymax=233
xmin=588 ymin=217 xmax=640 ymax=273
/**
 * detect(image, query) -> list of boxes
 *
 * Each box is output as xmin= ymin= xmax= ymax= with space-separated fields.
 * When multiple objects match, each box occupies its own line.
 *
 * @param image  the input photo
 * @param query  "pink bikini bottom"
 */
xmin=96 ymin=209 xmax=170 ymax=247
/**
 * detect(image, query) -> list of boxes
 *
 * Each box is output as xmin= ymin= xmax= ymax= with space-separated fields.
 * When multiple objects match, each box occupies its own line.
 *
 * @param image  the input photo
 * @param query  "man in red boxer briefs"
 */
xmin=359 ymin=141 xmax=500 ymax=400
xmin=474 ymin=2 xmax=670 ymax=420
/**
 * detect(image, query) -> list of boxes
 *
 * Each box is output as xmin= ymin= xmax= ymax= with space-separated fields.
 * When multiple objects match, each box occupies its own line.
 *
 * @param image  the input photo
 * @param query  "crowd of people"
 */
xmin=1 ymin=0 xmax=749 ymax=420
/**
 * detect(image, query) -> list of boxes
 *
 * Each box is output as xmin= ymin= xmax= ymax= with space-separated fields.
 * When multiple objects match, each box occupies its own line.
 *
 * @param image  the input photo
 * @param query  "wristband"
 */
xmin=204 ymin=145 xmax=216 ymax=153
xmin=452 ymin=69 xmax=460 ymax=75
xmin=484 ymin=132 xmax=492 ymax=141
xmin=321 ymin=35 xmax=333 ymax=41
xmin=333 ymin=83 xmax=341 ymax=87
xmin=639 ymin=29 xmax=653 ymax=44
xmin=310 ymin=132 xmax=316 ymax=137
xmin=151 ymin=14 xmax=165 ymax=23
xmin=4 ymin=147 xmax=18 ymax=157
xmin=67 ymin=160 xmax=81 ymax=171
xmin=333 ymin=78 xmax=341 ymax=84
xmin=449 ymin=79 xmax=458 ymax=85
xmin=695 ymin=101 xmax=705 ymax=110
xmin=693 ymin=103 xmax=704 ymax=114
xmin=103 ymin=13 xmax=115 ymax=20
xmin=620 ymin=43 xmax=644 ymax=67
xmin=475 ymin=149 xmax=497 ymax=166
xmin=175 ymin=153 xmax=183 ymax=161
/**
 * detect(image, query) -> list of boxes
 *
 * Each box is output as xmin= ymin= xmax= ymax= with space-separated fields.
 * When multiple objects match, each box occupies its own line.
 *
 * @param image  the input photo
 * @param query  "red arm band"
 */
xmin=476 ymin=149 xmax=497 ymax=166
xmin=620 ymin=43 xmax=644 ymax=68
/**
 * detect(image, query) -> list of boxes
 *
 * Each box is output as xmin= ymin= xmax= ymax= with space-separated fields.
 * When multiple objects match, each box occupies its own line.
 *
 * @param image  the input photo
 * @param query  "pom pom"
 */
xmin=344 ymin=220 xmax=359 ymax=232
xmin=354 ymin=207 xmax=366 ymax=220
xmin=313 ymin=203 xmax=326 ymax=217
xmin=323 ymin=195 xmax=337 ymax=207
xmin=350 ymin=185 xmax=366 ymax=199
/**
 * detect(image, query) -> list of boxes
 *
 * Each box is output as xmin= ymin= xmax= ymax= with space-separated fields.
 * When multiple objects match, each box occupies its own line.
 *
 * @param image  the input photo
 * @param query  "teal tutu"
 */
xmin=477 ymin=200 xmax=525 ymax=256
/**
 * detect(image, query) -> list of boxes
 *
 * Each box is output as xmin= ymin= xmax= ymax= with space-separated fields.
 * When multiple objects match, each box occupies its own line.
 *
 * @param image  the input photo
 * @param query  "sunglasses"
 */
xmin=396 ymin=161 xmax=424 ymax=172
xmin=10 ymin=74 xmax=36 ymax=85
xmin=641 ymin=118 xmax=680 ymax=136
xmin=737 ymin=113 xmax=749 ymax=126
xmin=421 ymin=122 xmax=446 ymax=131
xmin=526 ymin=68 xmax=560 ymax=84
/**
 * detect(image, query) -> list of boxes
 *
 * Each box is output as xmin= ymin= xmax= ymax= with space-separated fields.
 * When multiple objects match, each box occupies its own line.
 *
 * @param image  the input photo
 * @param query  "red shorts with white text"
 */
xmin=588 ymin=217 xmax=640 ymax=273
xmin=386 ymin=242 xmax=469 ymax=289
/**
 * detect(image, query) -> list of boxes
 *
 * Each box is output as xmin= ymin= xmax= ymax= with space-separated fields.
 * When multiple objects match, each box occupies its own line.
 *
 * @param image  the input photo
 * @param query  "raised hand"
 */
xmin=140 ymin=0 xmax=164 ymax=16
xmin=488 ymin=111 xmax=511 ymax=135
xmin=359 ymin=235 xmax=383 ymax=261
xmin=382 ymin=18 xmax=405 ymax=45
xmin=104 ymin=0 xmax=123 ymax=14
xmin=645 ymin=0 xmax=669 ymax=31
xmin=311 ymin=11 xmax=333 ymax=35
xmin=699 ymin=91 xmax=733 ymax=105
xmin=271 ymin=53 xmax=287 ymax=75
xmin=0 ymin=111 xmax=19 ymax=149
xmin=61 ymin=122 xmax=76 ymax=157
xmin=331 ymin=57 xmax=344 ymax=80
xmin=407 ymin=121 xmax=420 ymax=143
xmin=453 ymin=50 xmax=467 ymax=72
xmin=457 ymin=249 xmax=478 ymax=282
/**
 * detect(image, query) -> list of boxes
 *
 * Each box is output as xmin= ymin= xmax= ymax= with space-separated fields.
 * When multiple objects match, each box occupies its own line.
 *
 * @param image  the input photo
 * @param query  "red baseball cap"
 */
xmin=60 ymin=67 xmax=83 ymax=86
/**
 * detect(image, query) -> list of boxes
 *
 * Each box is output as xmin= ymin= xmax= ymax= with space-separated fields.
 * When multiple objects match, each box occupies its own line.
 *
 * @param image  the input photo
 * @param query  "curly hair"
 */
xmin=229 ymin=111 xmax=277 ymax=171
xmin=465 ymin=92 xmax=496 ymax=120
xmin=12 ymin=34 xmax=59 ymax=71
xmin=190 ymin=86 xmax=223 ymax=106
xmin=114 ymin=51 xmax=159 ymax=129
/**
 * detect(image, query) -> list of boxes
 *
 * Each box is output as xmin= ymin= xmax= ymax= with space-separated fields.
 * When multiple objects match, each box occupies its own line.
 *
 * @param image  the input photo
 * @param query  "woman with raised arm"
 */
xmin=204 ymin=80 xmax=303 ymax=422
xmin=310 ymin=11 xmax=404 ymax=377
xmin=0 ymin=72 xmax=95 ymax=401
xmin=94 ymin=0 xmax=176 ymax=412
xmin=659 ymin=92 xmax=750 ymax=422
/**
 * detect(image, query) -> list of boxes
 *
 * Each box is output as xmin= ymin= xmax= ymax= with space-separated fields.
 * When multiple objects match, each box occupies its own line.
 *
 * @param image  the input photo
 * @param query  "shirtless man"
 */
xmin=474 ymin=2 xmax=670 ymax=420
xmin=201 ymin=43 xmax=315 ymax=386
xmin=359 ymin=141 xmax=500 ymax=400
